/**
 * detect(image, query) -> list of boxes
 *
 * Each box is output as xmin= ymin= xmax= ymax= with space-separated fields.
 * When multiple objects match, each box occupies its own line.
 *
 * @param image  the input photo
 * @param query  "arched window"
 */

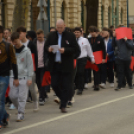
xmin=61 ymin=1 xmax=65 ymax=20
xmin=121 ymin=8 xmax=123 ymax=24
xmin=101 ymin=5 xmax=104 ymax=28
xmin=108 ymin=6 xmax=112 ymax=27
xmin=81 ymin=0 xmax=84 ymax=27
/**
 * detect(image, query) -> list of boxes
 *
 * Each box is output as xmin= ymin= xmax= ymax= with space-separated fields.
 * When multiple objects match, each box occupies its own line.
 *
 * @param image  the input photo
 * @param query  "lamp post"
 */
xmin=127 ymin=0 xmax=129 ymax=27
xmin=47 ymin=0 xmax=50 ymax=31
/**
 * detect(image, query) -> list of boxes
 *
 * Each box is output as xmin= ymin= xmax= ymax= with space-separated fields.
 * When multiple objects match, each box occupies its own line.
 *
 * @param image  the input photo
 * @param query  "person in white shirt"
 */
xmin=74 ymin=27 xmax=95 ymax=95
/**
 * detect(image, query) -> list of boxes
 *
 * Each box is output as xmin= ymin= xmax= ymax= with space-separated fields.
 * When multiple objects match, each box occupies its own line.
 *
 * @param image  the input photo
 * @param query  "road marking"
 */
xmin=4 ymin=93 xmax=134 ymax=134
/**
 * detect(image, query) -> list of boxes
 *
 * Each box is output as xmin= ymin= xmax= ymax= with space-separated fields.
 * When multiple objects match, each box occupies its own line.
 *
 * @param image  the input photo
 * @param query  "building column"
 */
xmin=77 ymin=0 xmax=81 ymax=27
xmin=122 ymin=0 xmax=127 ymax=26
xmin=98 ymin=0 xmax=102 ymax=30
xmin=50 ymin=0 xmax=61 ymax=27
xmin=5 ymin=0 xmax=15 ymax=28
xmin=67 ymin=0 xmax=78 ymax=28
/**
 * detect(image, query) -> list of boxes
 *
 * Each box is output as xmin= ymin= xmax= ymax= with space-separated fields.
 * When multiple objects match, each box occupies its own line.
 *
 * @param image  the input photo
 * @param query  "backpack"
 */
xmin=5 ymin=41 xmax=12 ymax=70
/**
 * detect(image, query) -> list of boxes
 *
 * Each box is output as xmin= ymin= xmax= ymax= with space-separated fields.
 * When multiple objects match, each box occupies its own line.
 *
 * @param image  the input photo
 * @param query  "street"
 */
xmin=2 ymin=83 xmax=134 ymax=134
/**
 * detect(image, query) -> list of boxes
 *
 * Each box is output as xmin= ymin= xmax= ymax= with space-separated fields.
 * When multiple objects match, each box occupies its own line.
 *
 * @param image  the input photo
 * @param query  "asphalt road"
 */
xmin=1 ymin=83 xmax=134 ymax=134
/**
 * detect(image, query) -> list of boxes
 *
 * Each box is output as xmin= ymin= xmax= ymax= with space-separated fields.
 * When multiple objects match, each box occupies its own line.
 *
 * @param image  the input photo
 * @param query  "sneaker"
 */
xmin=115 ymin=87 xmax=121 ymax=91
xmin=33 ymin=102 xmax=39 ymax=112
xmin=2 ymin=114 xmax=10 ymax=128
xmin=100 ymin=83 xmax=106 ymax=89
xmin=71 ymin=97 xmax=75 ymax=103
xmin=54 ymin=97 xmax=60 ymax=104
xmin=110 ymin=83 xmax=114 ymax=88
xmin=84 ymin=83 xmax=88 ymax=89
xmin=77 ymin=90 xmax=82 ymax=95
xmin=9 ymin=104 xmax=16 ymax=110
xmin=39 ymin=98 xmax=45 ymax=106
xmin=67 ymin=102 xmax=72 ymax=108
xmin=16 ymin=113 xmax=24 ymax=122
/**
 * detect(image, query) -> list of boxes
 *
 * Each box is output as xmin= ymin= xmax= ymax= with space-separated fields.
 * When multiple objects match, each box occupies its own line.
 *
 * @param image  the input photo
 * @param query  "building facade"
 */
xmin=129 ymin=0 xmax=134 ymax=30
xmin=0 ymin=0 xmax=127 ymax=32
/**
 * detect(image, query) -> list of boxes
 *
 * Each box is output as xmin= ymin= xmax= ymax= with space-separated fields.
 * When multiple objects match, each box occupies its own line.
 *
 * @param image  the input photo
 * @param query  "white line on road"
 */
xmin=4 ymin=93 xmax=134 ymax=134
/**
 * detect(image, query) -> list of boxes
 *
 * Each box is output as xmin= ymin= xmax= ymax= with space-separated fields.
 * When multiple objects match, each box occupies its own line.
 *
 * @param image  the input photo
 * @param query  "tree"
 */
xmin=12 ymin=0 xmax=30 ymax=31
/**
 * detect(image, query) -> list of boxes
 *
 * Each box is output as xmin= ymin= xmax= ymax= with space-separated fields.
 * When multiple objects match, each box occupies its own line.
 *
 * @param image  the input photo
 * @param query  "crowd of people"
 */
xmin=0 ymin=19 xmax=134 ymax=130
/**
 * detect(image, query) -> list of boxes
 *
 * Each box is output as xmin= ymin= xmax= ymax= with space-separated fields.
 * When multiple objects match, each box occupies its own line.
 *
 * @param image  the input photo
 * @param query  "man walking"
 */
xmin=44 ymin=19 xmax=80 ymax=113
xmin=0 ymin=26 xmax=19 ymax=129
xmin=74 ymin=27 xmax=95 ymax=95
xmin=112 ymin=27 xmax=134 ymax=90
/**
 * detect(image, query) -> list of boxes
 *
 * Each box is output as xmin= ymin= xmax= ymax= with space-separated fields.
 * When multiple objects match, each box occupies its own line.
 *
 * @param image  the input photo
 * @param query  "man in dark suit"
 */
xmin=44 ymin=19 xmax=80 ymax=113
xmin=101 ymin=28 xmax=115 ymax=88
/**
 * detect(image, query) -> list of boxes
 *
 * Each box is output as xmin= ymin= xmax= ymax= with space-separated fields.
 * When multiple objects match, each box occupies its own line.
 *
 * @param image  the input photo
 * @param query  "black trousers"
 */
xmin=107 ymin=61 xmax=114 ymax=83
xmin=100 ymin=63 xmax=107 ymax=84
xmin=116 ymin=60 xmax=132 ymax=88
xmin=75 ymin=57 xmax=87 ymax=91
xmin=84 ymin=69 xmax=92 ymax=83
xmin=51 ymin=63 xmax=73 ymax=108
xmin=93 ymin=64 xmax=102 ymax=86
xmin=36 ymin=68 xmax=47 ymax=100
xmin=68 ymin=67 xmax=77 ymax=101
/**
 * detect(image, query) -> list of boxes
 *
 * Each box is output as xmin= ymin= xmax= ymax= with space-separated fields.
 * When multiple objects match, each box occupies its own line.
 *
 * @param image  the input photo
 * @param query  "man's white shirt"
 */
xmin=77 ymin=36 xmax=95 ymax=62
xmin=104 ymin=38 xmax=109 ymax=51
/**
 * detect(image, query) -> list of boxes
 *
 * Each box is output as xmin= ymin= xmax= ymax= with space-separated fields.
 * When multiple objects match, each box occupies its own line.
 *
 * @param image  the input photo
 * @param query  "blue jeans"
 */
xmin=0 ymin=76 xmax=9 ymax=125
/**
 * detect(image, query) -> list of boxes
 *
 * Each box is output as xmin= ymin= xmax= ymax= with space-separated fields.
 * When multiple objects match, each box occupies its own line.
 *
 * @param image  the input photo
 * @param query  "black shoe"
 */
xmin=129 ymin=86 xmax=133 ymax=89
xmin=115 ymin=87 xmax=121 ymax=91
xmin=77 ymin=90 xmax=82 ymax=95
xmin=94 ymin=87 xmax=100 ymax=91
xmin=94 ymin=86 xmax=100 ymax=91
xmin=67 ymin=102 xmax=72 ymax=108
xmin=2 ymin=114 xmax=10 ymax=128
xmin=61 ymin=108 xmax=67 ymax=113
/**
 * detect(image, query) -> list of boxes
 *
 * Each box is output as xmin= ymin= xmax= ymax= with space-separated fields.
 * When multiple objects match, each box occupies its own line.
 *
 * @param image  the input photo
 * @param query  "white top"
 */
xmin=104 ymin=38 xmax=109 ymax=51
xmin=77 ymin=36 xmax=95 ymax=62
xmin=21 ymin=40 xmax=30 ymax=47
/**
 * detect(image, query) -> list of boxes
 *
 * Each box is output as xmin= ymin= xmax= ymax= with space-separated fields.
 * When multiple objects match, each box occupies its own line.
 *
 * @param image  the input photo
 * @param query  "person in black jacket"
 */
xmin=44 ymin=19 xmax=80 ymax=113
xmin=16 ymin=26 xmax=38 ymax=111
xmin=88 ymin=26 xmax=106 ymax=91
xmin=112 ymin=28 xmax=134 ymax=91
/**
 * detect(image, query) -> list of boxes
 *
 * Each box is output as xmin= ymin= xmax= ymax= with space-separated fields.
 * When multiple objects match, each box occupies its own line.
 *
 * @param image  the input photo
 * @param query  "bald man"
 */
xmin=44 ymin=19 xmax=80 ymax=113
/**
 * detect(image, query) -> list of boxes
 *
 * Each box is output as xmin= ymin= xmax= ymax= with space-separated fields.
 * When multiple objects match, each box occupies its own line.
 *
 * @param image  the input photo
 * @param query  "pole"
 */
xmin=116 ymin=0 xmax=119 ymax=26
xmin=112 ymin=0 xmax=114 ymax=25
xmin=54 ymin=0 xmax=57 ymax=27
xmin=47 ymin=0 xmax=50 ymax=31
xmin=127 ymin=0 xmax=129 ymax=27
